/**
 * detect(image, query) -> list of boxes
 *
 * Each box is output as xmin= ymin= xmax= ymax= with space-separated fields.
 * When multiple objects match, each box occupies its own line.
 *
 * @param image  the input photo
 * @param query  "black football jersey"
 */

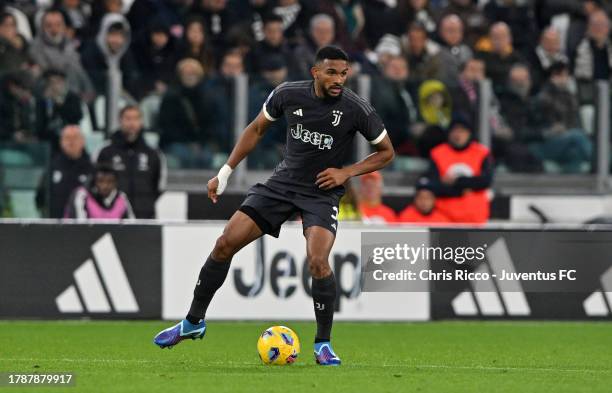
xmin=262 ymin=80 xmax=387 ymax=193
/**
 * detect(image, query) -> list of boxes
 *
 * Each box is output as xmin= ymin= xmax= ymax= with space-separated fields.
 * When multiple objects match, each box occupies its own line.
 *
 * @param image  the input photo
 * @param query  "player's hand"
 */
xmin=316 ymin=168 xmax=350 ymax=190
xmin=207 ymin=176 xmax=220 ymax=203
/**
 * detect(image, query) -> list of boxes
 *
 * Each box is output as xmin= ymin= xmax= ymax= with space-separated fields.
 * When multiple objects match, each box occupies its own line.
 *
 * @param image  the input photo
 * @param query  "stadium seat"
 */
xmin=85 ymin=131 xmax=107 ymax=156
xmin=8 ymin=190 xmax=40 ymax=218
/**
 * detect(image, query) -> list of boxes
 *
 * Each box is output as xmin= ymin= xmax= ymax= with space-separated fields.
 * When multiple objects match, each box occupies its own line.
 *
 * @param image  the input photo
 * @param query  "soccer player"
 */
xmin=153 ymin=46 xmax=395 ymax=366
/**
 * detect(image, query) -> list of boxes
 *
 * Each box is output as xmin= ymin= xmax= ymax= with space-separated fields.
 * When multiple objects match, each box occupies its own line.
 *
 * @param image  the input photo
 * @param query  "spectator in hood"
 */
xmin=131 ymin=21 xmax=178 ymax=96
xmin=64 ymin=163 xmax=135 ymax=220
xmin=36 ymin=125 xmax=94 ymax=218
xmin=95 ymin=105 xmax=166 ymax=218
xmin=80 ymin=13 xmax=141 ymax=98
xmin=29 ymin=8 xmax=94 ymax=101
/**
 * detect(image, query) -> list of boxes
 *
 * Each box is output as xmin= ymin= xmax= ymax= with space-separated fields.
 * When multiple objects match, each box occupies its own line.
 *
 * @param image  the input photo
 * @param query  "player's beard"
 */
xmin=325 ymin=84 xmax=343 ymax=97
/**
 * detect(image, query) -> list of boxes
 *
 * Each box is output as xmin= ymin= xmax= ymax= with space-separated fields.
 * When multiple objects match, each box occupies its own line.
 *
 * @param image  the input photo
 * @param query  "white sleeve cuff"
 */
xmin=262 ymin=105 xmax=278 ymax=121
xmin=369 ymin=129 xmax=387 ymax=145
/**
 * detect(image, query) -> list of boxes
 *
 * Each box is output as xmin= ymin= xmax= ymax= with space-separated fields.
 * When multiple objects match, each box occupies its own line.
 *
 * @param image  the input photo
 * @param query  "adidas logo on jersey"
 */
xmin=293 ymin=109 xmax=303 ymax=116
xmin=290 ymin=123 xmax=333 ymax=150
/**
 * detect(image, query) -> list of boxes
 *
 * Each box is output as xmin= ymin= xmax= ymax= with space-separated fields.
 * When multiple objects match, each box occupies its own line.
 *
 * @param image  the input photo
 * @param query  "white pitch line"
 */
xmin=0 ymin=358 xmax=610 ymax=374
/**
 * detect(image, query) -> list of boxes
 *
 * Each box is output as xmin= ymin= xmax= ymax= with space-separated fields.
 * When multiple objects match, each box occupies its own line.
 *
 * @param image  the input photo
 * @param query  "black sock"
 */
xmin=312 ymin=273 xmax=336 ymax=342
xmin=186 ymin=255 xmax=231 ymax=323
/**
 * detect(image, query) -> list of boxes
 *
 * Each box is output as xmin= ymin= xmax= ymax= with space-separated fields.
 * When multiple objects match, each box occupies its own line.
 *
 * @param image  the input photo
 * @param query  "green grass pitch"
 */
xmin=1 ymin=321 xmax=611 ymax=392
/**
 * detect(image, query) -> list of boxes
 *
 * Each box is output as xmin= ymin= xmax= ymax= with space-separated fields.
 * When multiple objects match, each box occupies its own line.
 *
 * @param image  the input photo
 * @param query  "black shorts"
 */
xmin=239 ymin=182 xmax=340 ymax=238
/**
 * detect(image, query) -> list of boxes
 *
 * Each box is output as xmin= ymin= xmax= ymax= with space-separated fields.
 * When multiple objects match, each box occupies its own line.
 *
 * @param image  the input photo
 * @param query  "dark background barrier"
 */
xmin=430 ymin=230 xmax=612 ymax=319
xmin=0 ymin=223 xmax=162 ymax=319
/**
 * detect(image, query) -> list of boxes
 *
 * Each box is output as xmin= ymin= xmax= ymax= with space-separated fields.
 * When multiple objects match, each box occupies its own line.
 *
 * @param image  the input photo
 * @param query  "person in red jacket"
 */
xmin=427 ymin=115 xmax=493 ymax=223
xmin=398 ymin=177 xmax=450 ymax=224
xmin=358 ymin=170 xmax=397 ymax=223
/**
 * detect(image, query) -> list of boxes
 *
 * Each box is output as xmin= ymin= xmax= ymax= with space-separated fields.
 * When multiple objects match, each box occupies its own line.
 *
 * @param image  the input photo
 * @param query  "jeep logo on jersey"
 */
xmin=290 ymin=124 xmax=333 ymax=150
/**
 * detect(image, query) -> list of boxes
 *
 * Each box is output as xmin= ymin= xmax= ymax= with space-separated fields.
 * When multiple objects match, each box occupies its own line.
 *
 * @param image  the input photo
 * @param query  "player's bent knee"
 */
xmin=212 ymin=235 xmax=237 ymax=262
xmin=308 ymin=255 xmax=331 ymax=278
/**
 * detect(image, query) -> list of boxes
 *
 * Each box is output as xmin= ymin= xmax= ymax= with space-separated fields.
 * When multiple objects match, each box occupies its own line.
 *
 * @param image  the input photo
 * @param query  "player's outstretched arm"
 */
xmin=207 ymin=111 xmax=272 ymax=203
xmin=316 ymin=133 xmax=395 ymax=190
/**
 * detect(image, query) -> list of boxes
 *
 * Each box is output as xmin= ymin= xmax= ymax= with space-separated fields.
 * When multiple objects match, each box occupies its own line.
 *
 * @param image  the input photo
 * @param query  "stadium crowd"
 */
xmin=0 ymin=0 xmax=610 ymax=222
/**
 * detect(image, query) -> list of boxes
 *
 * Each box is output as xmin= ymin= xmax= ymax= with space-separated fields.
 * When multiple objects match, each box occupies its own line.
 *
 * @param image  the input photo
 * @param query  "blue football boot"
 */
xmin=153 ymin=319 xmax=206 ymax=349
xmin=314 ymin=341 xmax=341 ymax=366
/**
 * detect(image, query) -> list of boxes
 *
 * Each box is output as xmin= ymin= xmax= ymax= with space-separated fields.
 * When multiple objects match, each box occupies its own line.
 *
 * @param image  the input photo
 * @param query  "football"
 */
xmin=257 ymin=326 xmax=301 ymax=365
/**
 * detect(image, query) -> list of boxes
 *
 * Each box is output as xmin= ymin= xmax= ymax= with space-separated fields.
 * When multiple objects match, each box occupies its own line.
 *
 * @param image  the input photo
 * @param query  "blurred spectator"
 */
xmin=542 ymin=0 xmax=605 ymax=56
xmin=531 ymin=62 xmax=592 ymax=173
xmin=527 ymin=27 xmax=569 ymax=92
xmin=428 ymin=115 xmax=493 ymax=224
xmin=199 ymin=50 xmax=245 ymax=155
xmin=440 ymin=0 xmax=488 ymax=47
xmin=574 ymin=10 xmax=612 ymax=104
xmin=189 ymin=0 xmax=239 ymax=54
xmin=371 ymin=55 xmax=419 ymax=155
xmin=397 ymin=177 xmax=449 ymax=223
xmin=35 ymin=69 xmax=83 ymax=148
xmin=478 ymin=22 xmax=525 ymax=93
xmin=64 ymin=163 xmax=135 ymax=219
xmin=80 ymin=13 xmax=140 ymax=98
xmin=158 ymin=58 xmax=214 ymax=168
xmin=126 ymin=0 xmax=188 ymax=39
xmin=498 ymin=64 xmax=538 ymax=143
xmin=495 ymin=64 xmax=544 ymax=172
xmin=88 ymin=0 xmax=124 ymax=37
xmin=29 ymin=8 xmax=94 ymax=101
xmin=95 ymin=105 xmax=166 ymax=218
xmin=483 ymin=0 xmax=538 ymax=56
xmin=449 ymin=57 xmax=484 ymax=126
xmin=239 ymin=0 xmax=272 ymax=42
xmin=55 ymin=0 xmax=92 ymax=39
xmin=399 ymin=0 xmax=436 ymax=34
xmin=271 ymin=0 xmax=318 ymax=44
xmin=400 ymin=22 xmax=440 ymax=81
xmin=433 ymin=14 xmax=473 ymax=85
xmin=35 ymin=124 xmax=93 ymax=218
xmin=362 ymin=0 xmax=404 ymax=48
xmin=318 ymin=0 xmax=365 ymax=51
xmin=293 ymin=14 xmax=337 ymax=80
xmin=247 ymin=55 xmax=288 ymax=169
xmin=178 ymin=16 xmax=215 ymax=76
xmin=0 ymin=11 xmax=30 ymax=76
xmin=358 ymin=171 xmax=397 ymax=223
xmin=131 ymin=21 xmax=178 ymax=96
xmin=246 ymin=14 xmax=294 ymax=77
xmin=416 ymin=79 xmax=452 ymax=157
xmin=0 ymin=71 xmax=36 ymax=142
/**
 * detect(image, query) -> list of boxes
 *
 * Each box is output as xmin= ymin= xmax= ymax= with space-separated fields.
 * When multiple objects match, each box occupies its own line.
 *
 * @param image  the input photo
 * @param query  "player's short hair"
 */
xmin=314 ymin=46 xmax=349 ymax=64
